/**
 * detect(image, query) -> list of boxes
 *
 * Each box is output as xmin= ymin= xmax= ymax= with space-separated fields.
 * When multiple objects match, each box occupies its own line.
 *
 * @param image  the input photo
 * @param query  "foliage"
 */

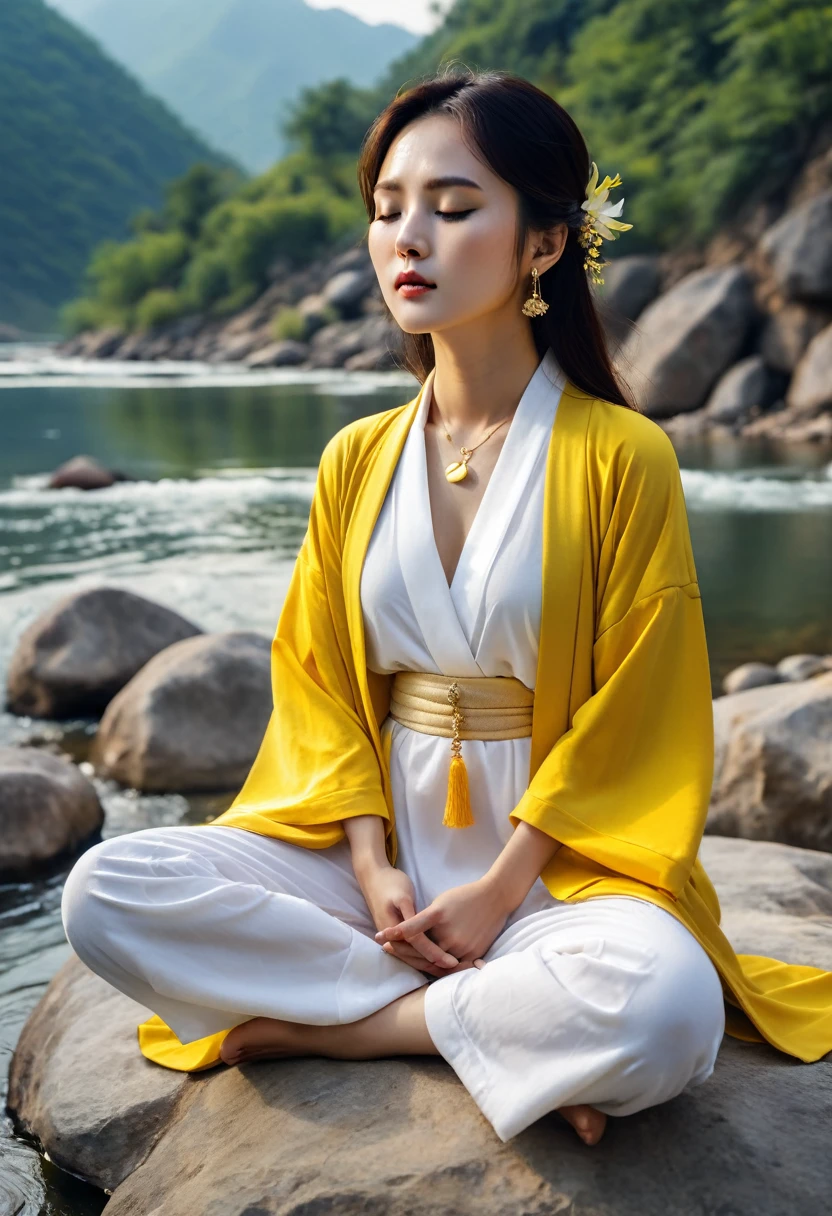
xmin=0 ymin=0 xmax=226 ymax=330
xmin=271 ymin=307 xmax=307 ymax=343
xmin=66 ymin=0 xmax=832 ymax=331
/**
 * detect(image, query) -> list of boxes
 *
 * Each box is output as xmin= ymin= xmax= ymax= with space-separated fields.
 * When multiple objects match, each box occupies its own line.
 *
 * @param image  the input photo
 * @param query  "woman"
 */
xmin=61 ymin=69 xmax=832 ymax=1148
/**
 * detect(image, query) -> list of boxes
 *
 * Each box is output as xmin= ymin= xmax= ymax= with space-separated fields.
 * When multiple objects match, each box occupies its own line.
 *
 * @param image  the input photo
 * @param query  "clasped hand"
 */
xmin=363 ymin=864 xmax=510 ymax=977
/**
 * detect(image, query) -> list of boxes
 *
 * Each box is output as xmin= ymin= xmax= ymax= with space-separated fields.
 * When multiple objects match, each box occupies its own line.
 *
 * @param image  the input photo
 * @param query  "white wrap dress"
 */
xmin=61 ymin=350 xmax=726 ymax=1142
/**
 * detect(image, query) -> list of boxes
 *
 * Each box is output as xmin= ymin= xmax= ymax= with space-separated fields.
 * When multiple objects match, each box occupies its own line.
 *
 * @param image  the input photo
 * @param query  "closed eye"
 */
xmin=375 ymin=210 xmax=476 ymax=223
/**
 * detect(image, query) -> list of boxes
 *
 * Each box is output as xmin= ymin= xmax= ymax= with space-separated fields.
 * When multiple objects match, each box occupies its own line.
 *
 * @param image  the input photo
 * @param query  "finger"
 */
xmin=383 ymin=934 xmax=457 ymax=969
xmin=473 ymin=959 xmax=485 ymax=969
xmin=383 ymin=941 xmax=457 ymax=978
xmin=375 ymin=907 xmax=437 ymax=942
xmin=398 ymin=895 xmax=417 ymax=921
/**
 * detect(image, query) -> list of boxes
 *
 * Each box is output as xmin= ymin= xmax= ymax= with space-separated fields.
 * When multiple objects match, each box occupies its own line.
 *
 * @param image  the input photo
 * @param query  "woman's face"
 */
xmin=368 ymin=113 xmax=545 ymax=335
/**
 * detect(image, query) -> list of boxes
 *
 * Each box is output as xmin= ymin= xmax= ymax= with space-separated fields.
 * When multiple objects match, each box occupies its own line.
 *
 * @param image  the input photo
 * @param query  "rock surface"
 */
xmin=91 ymin=630 xmax=272 ymax=791
xmin=0 ymin=746 xmax=103 ymax=877
xmin=8 ymin=837 xmax=832 ymax=1214
xmin=786 ymin=321 xmax=832 ymax=415
xmin=47 ymin=455 xmax=129 ymax=491
xmin=619 ymin=265 xmax=755 ymax=417
xmin=722 ymin=660 xmax=782 ymax=695
xmin=703 ymin=354 xmax=785 ymax=424
xmin=5 ymin=586 xmax=202 ymax=719
xmin=709 ymin=673 xmax=832 ymax=851
xmin=758 ymin=190 xmax=832 ymax=305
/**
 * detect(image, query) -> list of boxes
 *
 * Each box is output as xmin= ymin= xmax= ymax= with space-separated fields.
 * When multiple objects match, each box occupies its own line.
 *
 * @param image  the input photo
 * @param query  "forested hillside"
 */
xmin=0 ymin=0 xmax=226 ymax=330
xmin=46 ymin=0 xmax=416 ymax=170
xmin=66 ymin=0 xmax=832 ymax=334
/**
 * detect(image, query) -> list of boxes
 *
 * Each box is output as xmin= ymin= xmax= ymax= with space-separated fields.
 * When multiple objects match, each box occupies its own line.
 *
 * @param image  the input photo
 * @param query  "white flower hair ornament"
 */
xmin=578 ymin=162 xmax=633 ymax=287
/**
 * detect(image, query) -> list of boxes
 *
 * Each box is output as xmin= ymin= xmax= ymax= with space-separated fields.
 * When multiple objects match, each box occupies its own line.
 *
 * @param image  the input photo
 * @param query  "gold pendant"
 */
xmin=444 ymin=460 xmax=469 ymax=484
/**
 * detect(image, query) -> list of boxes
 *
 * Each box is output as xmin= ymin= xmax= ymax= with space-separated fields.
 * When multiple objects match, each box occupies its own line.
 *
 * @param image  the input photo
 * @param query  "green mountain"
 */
xmin=47 ymin=0 xmax=417 ymax=171
xmin=68 ymin=0 xmax=832 ymax=336
xmin=1 ymin=0 xmax=227 ymax=331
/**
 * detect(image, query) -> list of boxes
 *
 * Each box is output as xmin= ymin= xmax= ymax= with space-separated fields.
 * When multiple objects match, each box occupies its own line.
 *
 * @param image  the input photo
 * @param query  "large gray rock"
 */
xmin=722 ymin=661 xmax=782 ymax=695
xmin=598 ymin=254 xmax=661 ymax=330
xmin=759 ymin=302 xmax=831 ymax=372
xmin=245 ymin=339 xmax=309 ymax=368
xmin=703 ymin=354 xmax=785 ymax=424
xmin=47 ymin=455 xmax=127 ymax=491
xmin=309 ymin=316 xmax=395 ymax=369
xmin=7 ymin=956 xmax=188 ymax=1193
xmin=759 ymin=191 xmax=832 ymax=305
xmin=709 ymin=673 xmax=832 ymax=851
xmin=786 ymin=322 xmax=832 ymax=416
xmin=619 ymin=266 xmax=755 ymax=417
xmin=777 ymin=653 xmax=831 ymax=682
xmin=8 ymin=837 xmax=832 ymax=1214
xmin=700 ymin=836 xmax=832 ymax=969
xmin=90 ymin=631 xmax=272 ymax=791
xmin=0 ymin=746 xmax=103 ymax=877
xmin=5 ymin=587 xmax=202 ymax=719
xmin=321 ymin=266 xmax=376 ymax=317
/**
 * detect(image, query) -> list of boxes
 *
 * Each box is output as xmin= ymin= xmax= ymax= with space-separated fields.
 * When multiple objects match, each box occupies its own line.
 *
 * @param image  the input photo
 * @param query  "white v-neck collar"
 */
xmin=395 ymin=349 xmax=565 ymax=675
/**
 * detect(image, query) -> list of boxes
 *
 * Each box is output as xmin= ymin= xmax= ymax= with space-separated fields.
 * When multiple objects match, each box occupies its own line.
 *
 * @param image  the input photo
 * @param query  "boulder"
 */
xmin=321 ymin=266 xmax=376 ymax=318
xmin=8 ymin=837 xmax=832 ymax=1214
xmin=345 ymin=344 xmax=399 ymax=372
xmin=47 ymin=455 xmax=126 ymax=491
xmin=777 ymin=653 xmax=829 ymax=682
xmin=309 ymin=316 xmax=394 ymax=369
xmin=0 ymin=746 xmax=103 ymax=877
xmin=758 ymin=191 xmax=832 ymax=305
xmin=703 ymin=355 xmax=786 ymax=424
xmin=5 ymin=587 xmax=202 ymax=719
xmin=722 ymin=661 xmax=782 ymax=695
xmin=245 ymin=339 xmax=309 ymax=368
xmin=598 ymin=255 xmax=662 ymax=344
xmin=786 ymin=322 xmax=832 ymax=416
xmin=759 ymin=302 xmax=831 ymax=372
xmin=7 ymin=957 xmax=188 ymax=1193
xmin=709 ymin=673 xmax=832 ymax=851
xmin=90 ymin=631 xmax=271 ymax=792
xmin=618 ymin=266 xmax=755 ymax=417
xmin=296 ymin=293 xmax=336 ymax=339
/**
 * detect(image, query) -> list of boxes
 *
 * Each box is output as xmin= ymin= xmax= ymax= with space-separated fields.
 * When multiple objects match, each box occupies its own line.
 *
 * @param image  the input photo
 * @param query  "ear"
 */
xmin=531 ymin=222 xmax=568 ymax=276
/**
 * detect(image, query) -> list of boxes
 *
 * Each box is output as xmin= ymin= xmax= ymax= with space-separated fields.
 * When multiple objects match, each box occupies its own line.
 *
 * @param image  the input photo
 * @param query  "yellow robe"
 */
xmin=138 ymin=376 xmax=832 ymax=1072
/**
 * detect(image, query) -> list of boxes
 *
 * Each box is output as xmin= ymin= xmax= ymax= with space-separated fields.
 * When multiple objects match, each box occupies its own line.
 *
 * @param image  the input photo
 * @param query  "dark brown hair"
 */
xmin=357 ymin=66 xmax=634 ymax=409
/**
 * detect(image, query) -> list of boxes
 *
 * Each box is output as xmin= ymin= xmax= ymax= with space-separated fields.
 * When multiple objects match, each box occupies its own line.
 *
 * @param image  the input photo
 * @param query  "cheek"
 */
xmin=439 ymin=215 xmax=518 ymax=297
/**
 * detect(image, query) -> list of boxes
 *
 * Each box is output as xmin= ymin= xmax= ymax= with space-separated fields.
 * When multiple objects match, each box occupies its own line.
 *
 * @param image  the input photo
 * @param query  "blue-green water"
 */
xmin=0 ymin=362 xmax=831 ymax=1213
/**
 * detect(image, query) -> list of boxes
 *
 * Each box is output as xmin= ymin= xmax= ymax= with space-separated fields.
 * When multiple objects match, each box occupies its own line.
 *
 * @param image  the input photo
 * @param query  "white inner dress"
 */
xmin=360 ymin=347 xmax=566 ymax=921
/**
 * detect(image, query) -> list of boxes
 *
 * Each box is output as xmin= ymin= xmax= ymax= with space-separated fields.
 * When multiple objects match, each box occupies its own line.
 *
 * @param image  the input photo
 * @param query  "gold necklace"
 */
xmin=438 ymin=412 xmax=512 ymax=484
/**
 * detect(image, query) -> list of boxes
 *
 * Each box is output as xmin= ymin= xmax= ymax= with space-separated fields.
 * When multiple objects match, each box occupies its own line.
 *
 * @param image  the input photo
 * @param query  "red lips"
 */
xmin=395 ymin=270 xmax=436 ymax=288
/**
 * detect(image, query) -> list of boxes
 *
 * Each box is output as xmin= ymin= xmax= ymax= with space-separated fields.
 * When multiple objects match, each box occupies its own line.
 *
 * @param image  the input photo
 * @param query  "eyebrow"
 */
xmin=373 ymin=175 xmax=483 ymax=193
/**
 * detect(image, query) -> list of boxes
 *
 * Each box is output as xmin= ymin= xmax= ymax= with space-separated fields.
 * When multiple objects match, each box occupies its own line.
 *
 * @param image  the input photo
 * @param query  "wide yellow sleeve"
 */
xmin=512 ymin=416 xmax=713 ymax=898
xmin=210 ymin=438 xmax=389 ymax=846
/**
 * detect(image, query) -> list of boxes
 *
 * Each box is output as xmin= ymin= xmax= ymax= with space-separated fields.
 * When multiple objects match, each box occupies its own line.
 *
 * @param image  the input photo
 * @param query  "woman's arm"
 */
xmin=374 ymin=822 xmax=562 ymax=965
xmin=344 ymin=815 xmax=459 ymax=975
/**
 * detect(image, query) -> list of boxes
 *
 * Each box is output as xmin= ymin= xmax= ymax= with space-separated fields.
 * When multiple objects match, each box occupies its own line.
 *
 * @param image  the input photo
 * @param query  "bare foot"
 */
xmin=558 ymin=1104 xmax=607 ymax=1145
xmin=219 ymin=1016 xmax=302 ymax=1066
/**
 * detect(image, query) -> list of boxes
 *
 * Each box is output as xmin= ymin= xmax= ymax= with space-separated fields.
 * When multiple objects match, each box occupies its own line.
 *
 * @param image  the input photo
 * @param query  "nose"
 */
xmin=394 ymin=210 xmax=429 ymax=261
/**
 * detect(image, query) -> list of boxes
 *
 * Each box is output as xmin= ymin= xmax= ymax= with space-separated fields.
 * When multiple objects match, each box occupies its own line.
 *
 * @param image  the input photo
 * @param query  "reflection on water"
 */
xmin=0 ymin=370 xmax=830 ymax=1213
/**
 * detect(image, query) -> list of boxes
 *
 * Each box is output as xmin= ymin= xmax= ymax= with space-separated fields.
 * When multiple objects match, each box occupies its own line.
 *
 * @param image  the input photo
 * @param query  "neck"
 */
xmin=428 ymin=314 xmax=543 ymax=432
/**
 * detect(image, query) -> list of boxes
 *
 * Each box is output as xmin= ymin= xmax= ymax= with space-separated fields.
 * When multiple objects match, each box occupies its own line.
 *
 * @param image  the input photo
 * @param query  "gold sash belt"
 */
xmin=388 ymin=672 xmax=534 ymax=829
xmin=389 ymin=671 xmax=534 ymax=739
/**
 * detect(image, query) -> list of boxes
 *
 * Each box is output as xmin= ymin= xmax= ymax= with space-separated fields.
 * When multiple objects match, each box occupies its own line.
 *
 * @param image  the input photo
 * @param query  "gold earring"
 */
xmin=521 ymin=266 xmax=548 ymax=317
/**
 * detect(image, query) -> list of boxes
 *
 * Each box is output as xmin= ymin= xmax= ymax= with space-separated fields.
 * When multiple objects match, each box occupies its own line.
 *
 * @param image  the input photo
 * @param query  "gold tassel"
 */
xmin=442 ymin=682 xmax=474 ymax=828
xmin=443 ymin=752 xmax=474 ymax=828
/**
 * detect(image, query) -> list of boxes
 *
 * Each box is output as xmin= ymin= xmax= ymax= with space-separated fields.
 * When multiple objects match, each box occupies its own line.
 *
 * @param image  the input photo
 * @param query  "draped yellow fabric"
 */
xmin=137 ymin=376 xmax=832 ymax=1071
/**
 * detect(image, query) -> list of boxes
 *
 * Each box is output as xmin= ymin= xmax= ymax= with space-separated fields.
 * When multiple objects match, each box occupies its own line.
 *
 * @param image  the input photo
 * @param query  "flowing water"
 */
xmin=1 ymin=354 xmax=831 ymax=1213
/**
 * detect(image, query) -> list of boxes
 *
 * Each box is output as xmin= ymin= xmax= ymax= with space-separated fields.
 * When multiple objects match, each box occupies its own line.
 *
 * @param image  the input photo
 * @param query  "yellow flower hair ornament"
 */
xmin=578 ymin=162 xmax=633 ymax=286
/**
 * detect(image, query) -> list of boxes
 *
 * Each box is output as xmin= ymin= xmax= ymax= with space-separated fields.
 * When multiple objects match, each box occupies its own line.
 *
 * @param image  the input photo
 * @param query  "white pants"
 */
xmin=61 ymin=825 xmax=726 ymax=1142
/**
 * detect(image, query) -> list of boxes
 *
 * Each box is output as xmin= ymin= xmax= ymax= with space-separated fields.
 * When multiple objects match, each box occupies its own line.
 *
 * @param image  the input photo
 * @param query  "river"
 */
xmin=1 ymin=355 xmax=831 ymax=1214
